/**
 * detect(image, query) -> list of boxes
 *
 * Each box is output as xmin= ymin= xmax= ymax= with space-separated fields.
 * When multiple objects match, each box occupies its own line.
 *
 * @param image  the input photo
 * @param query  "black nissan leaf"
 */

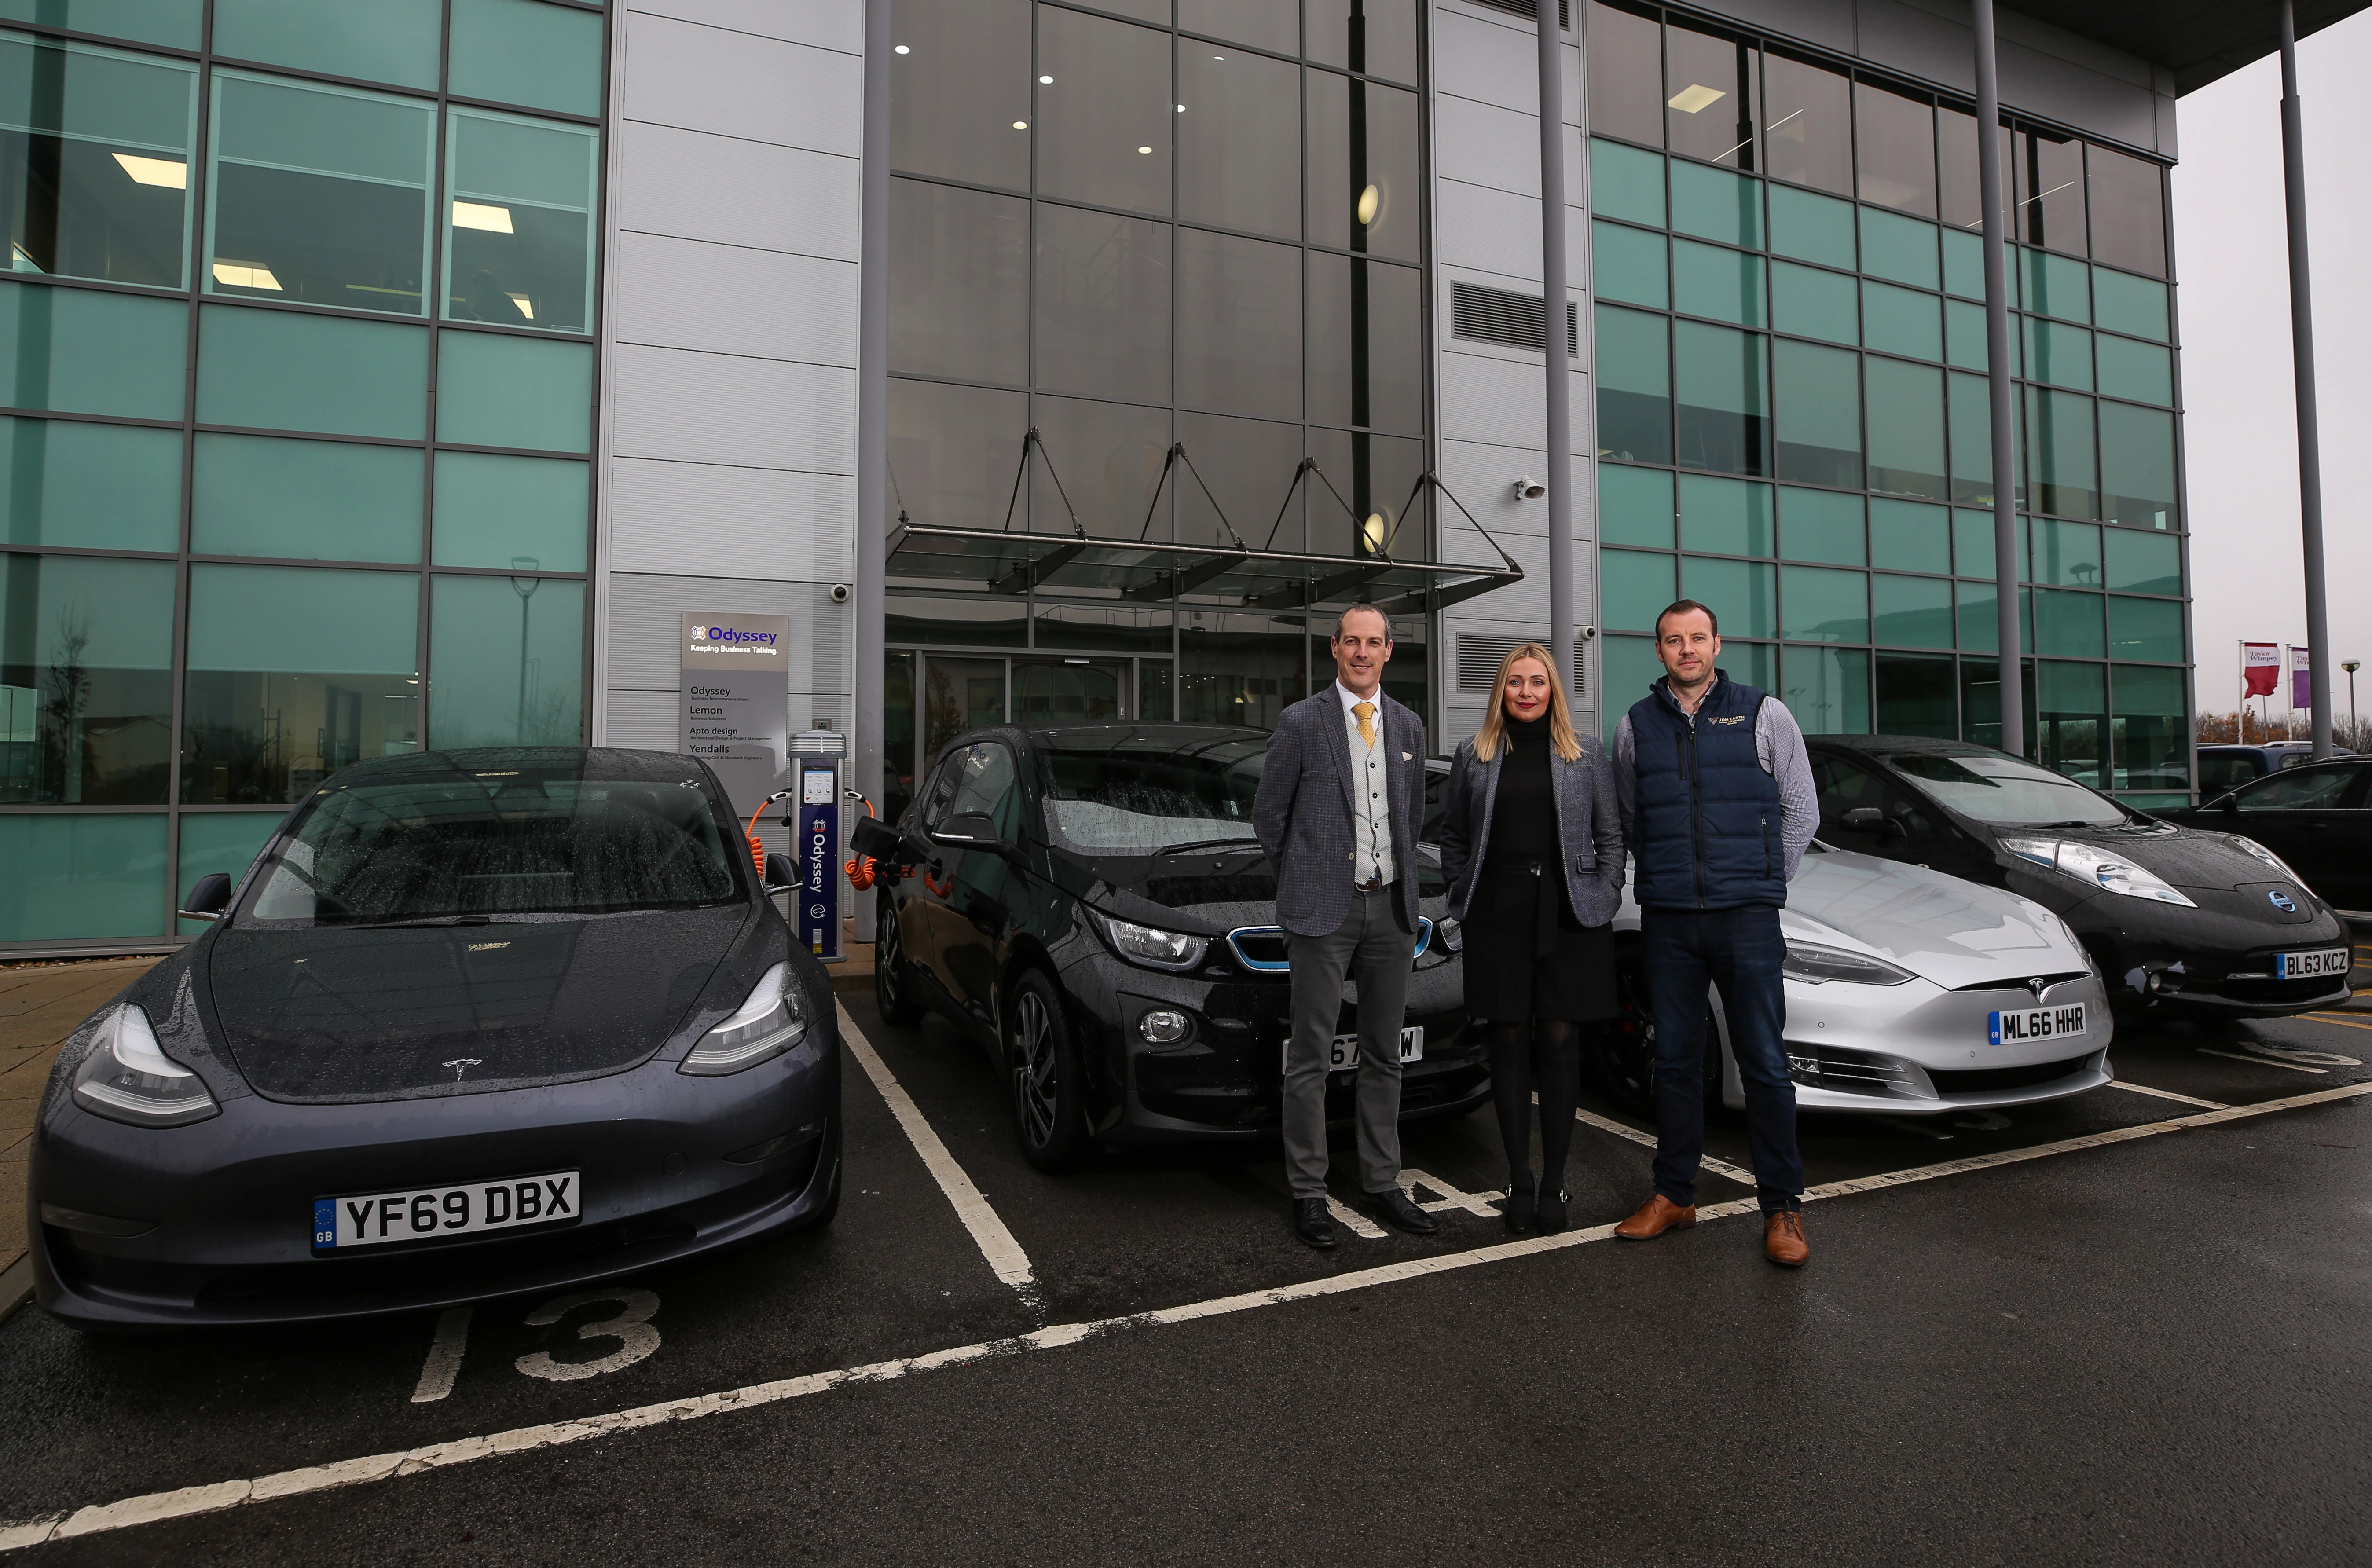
xmin=858 ymin=724 xmax=1483 ymax=1170
xmin=1805 ymin=736 xmax=2352 ymax=1015
xmin=29 ymin=747 xmax=841 ymax=1330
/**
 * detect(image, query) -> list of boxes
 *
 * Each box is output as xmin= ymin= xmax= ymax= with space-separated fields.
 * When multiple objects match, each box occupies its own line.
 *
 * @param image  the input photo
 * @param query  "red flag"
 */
xmin=2242 ymin=643 xmax=2280 ymax=698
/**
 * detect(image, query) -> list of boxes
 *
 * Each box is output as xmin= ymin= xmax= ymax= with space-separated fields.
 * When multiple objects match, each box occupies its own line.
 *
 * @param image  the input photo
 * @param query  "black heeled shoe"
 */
xmin=1536 ymin=1190 xmax=1569 ymax=1236
xmin=1502 ymin=1188 xmax=1537 ymax=1236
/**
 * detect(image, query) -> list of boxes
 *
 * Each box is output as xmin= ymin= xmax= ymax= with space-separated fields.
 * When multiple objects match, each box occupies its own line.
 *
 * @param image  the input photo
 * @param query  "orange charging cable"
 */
xmin=844 ymin=791 xmax=880 ymax=891
xmin=745 ymin=789 xmax=793 ymax=879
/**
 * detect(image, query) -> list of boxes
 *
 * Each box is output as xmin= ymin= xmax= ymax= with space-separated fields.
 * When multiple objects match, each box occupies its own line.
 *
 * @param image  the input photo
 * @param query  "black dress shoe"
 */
xmin=1363 ymin=1187 xmax=1439 ymax=1235
xmin=1502 ymin=1191 xmax=1537 ymax=1236
xmin=1536 ymin=1190 xmax=1568 ymax=1237
xmin=1293 ymin=1198 xmax=1338 ymax=1249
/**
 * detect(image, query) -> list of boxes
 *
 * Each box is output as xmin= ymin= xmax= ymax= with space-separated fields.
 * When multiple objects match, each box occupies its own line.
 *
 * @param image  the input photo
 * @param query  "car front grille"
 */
xmin=1927 ymin=1056 xmax=2094 ymax=1094
xmin=2195 ymin=975 xmax=2346 ymax=1007
xmin=1787 ymin=1044 xmax=1917 ymax=1096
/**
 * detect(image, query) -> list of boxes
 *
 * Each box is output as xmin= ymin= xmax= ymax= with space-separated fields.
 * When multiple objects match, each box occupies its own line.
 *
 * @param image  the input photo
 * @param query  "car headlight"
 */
xmin=2001 ymin=836 xmax=2197 ymax=907
xmin=681 ymin=962 xmax=807 ymax=1076
xmin=2226 ymin=834 xmax=2307 ymax=885
xmin=1782 ymin=942 xmax=1916 ymax=986
xmin=71 ymin=1004 xmax=220 ymax=1127
xmin=1090 ymin=910 xmax=1208 ymax=972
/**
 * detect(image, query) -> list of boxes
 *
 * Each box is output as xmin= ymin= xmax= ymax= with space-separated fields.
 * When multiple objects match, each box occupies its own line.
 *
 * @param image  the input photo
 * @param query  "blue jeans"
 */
xmin=1639 ymin=905 xmax=1803 ymax=1214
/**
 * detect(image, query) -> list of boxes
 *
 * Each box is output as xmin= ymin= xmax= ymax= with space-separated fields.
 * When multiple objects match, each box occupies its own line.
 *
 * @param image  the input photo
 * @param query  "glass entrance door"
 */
xmin=1012 ymin=659 xmax=1126 ymax=726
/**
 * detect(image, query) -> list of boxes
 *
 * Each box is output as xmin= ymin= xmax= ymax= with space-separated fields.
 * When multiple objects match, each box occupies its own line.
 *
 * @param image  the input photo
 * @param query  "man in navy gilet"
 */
xmin=1610 ymin=600 xmax=1818 ymax=1266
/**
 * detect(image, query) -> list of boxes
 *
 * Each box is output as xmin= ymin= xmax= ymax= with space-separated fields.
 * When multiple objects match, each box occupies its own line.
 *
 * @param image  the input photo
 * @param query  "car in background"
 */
xmin=30 ymin=748 xmax=840 ymax=1330
xmin=1804 ymin=736 xmax=2352 ymax=1016
xmin=2160 ymin=756 xmax=2372 ymax=916
xmin=2196 ymin=742 xmax=2353 ymax=800
xmin=862 ymin=725 xmax=1483 ymax=1170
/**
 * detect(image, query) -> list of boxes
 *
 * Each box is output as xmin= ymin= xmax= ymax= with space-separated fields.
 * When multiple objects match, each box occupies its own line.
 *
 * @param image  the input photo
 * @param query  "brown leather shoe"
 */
xmin=1613 ymin=1194 xmax=1697 ymax=1241
xmin=1764 ymin=1210 xmax=1808 ymax=1267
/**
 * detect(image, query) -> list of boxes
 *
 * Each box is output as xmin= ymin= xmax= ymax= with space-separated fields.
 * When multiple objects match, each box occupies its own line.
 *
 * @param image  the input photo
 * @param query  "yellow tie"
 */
xmin=1353 ymin=700 xmax=1376 ymax=750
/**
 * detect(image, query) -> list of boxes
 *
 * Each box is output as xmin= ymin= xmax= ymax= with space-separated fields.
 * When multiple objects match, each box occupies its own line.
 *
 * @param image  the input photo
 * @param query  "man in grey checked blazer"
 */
xmin=1252 ymin=604 xmax=1438 ymax=1249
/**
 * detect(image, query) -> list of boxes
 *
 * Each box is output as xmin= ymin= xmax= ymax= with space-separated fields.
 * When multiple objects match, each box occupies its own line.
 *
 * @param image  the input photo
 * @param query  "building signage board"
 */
xmin=679 ymin=612 xmax=789 ymax=817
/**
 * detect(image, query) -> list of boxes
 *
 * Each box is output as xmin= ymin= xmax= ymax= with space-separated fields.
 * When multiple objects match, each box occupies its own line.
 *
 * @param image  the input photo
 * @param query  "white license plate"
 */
xmin=2277 ymin=948 xmax=2350 ymax=981
xmin=313 ymin=1170 xmax=580 ymax=1251
xmin=1987 ymin=1004 xmax=2086 ymax=1046
xmin=1284 ymin=1027 xmax=1424 ymax=1073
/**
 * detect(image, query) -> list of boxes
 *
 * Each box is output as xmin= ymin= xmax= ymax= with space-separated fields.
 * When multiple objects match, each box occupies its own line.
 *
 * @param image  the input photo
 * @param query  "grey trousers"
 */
xmin=1282 ymin=887 xmax=1415 ymax=1200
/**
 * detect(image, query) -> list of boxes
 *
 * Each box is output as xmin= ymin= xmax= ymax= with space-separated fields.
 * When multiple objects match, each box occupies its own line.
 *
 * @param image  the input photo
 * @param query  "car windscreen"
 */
xmin=1881 ymin=752 xmax=2129 ymax=828
xmin=1038 ymin=739 xmax=1267 ymax=854
xmin=238 ymin=773 xmax=746 ymax=925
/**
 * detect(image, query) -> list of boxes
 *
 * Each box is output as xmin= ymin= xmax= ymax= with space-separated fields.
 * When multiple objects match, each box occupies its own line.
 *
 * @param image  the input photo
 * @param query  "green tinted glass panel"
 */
xmin=1865 ymin=356 xmax=1945 ymax=499
xmin=1595 ymin=304 xmax=1671 ymax=465
xmin=213 ymin=0 xmax=441 ymax=90
xmin=2108 ymin=595 xmax=2182 ymax=662
xmin=1946 ymin=368 xmax=2021 ymax=508
xmin=192 ymin=433 xmax=423 ymax=563
xmin=0 ymin=0 xmax=199 ymax=49
xmin=2110 ymin=662 xmax=2186 ymax=793
xmin=175 ymin=811 xmax=278 ymax=934
xmin=433 ymin=451 xmax=588 ymax=570
xmin=1872 ymin=573 xmax=1952 ymax=648
xmin=0 ymin=37 xmax=197 ymax=289
xmin=197 ymin=305 xmax=427 ymax=438
xmin=1940 ymin=226 xmax=1983 ymax=299
xmin=2021 ymin=249 xmax=2090 ymax=323
xmin=437 ymin=329 xmax=591 ymax=451
xmin=1944 ymin=298 xmax=1987 ymax=370
xmin=1862 ymin=280 xmax=1940 ymax=360
xmin=1717 ymin=639 xmax=1775 ymax=693
xmin=0 ymin=415 xmax=178 ymax=550
xmin=1599 ymin=634 xmax=1663 ymax=740
xmin=0 ymin=279 xmax=183 ymax=418
xmin=450 ymin=0 xmax=605 ymax=118
xmin=2033 ymin=587 xmax=2103 ymax=658
xmin=1590 ymin=139 xmax=1664 ymax=228
xmin=2036 ymin=659 xmax=2105 ymax=786
xmin=1670 ymin=161 xmax=1760 ymax=249
xmin=1778 ymin=486 xmax=1863 ymax=564
xmin=1601 ymin=548 xmax=1676 ymax=632
xmin=1592 ymin=220 xmax=1667 ymax=309
xmin=1673 ymin=320 xmax=1767 ymax=476
xmin=1780 ymin=563 xmax=1867 ymax=642
xmin=1858 ymin=208 xmax=1937 ymax=290
xmin=1874 ymin=651 xmax=1957 ymax=737
xmin=1597 ymin=462 xmax=1674 ymax=549
xmin=2098 ymin=401 xmax=2175 ymax=529
xmin=429 ymin=572 xmax=585 ymax=747
xmin=1767 ymin=184 xmax=1854 ymax=269
xmin=1781 ymin=644 xmax=1870 ymax=733
xmin=2103 ymin=527 xmax=2179 ymax=595
xmin=0 ymin=552 xmax=173 ymax=802
xmin=2093 ymin=267 xmax=2169 ymax=341
xmin=2033 ymin=517 xmax=2101 ymax=587
xmin=0 ymin=813 xmax=165 ymax=938
xmin=2095 ymin=334 xmax=2172 ymax=405
xmin=1672 ymin=239 xmax=1763 ymax=326
xmin=2023 ymin=317 xmax=2092 ymax=390
xmin=1870 ymin=498 xmax=1949 ymax=574
xmin=445 ymin=109 xmax=598 ymax=332
xmin=1682 ymin=555 xmax=1775 ymax=638
xmin=2024 ymin=386 xmax=2095 ymax=519
xmin=1679 ymin=473 xmax=1771 ymax=557
xmin=1954 ymin=580 xmax=2033 ymax=654
xmin=1769 ymin=261 xmax=1855 ymax=345
xmin=1771 ymin=337 xmax=1858 ymax=489
xmin=1952 ymin=507 xmax=2028 ymax=581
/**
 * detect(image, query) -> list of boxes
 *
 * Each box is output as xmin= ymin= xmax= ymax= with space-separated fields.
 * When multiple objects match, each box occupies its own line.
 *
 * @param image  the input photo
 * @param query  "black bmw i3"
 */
xmin=861 ymin=723 xmax=1483 ymax=1170
xmin=29 ymin=747 xmax=840 ymax=1330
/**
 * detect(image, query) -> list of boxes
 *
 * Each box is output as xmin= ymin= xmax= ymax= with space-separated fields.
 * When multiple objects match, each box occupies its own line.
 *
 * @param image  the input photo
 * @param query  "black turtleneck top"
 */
xmin=1485 ymin=713 xmax=1555 ymax=866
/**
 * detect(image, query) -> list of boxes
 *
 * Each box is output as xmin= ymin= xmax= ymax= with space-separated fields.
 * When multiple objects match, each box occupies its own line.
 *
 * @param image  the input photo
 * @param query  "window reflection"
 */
xmin=891 ymin=0 xmax=1030 ymax=192
xmin=2084 ymin=143 xmax=2166 ymax=278
xmin=889 ymin=178 xmax=1027 ymax=385
xmin=1674 ymin=319 xmax=1769 ymax=476
xmin=1033 ymin=202 xmax=1170 ymax=405
xmin=0 ymin=37 xmax=194 ymax=290
xmin=1853 ymin=83 xmax=1936 ymax=219
xmin=442 ymin=109 xmax=596 ymax=333
xmin=1178 ymin=46 xmax=1299 ymax=240
xmin=1179 ymin=0 xmax=1296 ymax=55
xmin=2015 ymin=128 xmax=2085 ymax=256
xmin=1761 ymin=53 xmax=1848 ymax=196
xmin=1030 ymin=394 xmax=1169 ymax=537
xmin=1178 ymin=410 xmax=1301 ymax=550
xmin=1306 ymin=253 xmax=1421 ymax=434
xmin=1308 ymin=0 xmax=1419 ymax=85
xmin=0 ymin=551 xmax=173 ymax=803
xmin=1180 ymin=610 xmax=1305 ymax=728
xmin=1035 ymin=5 xmax=1171 ymax=217
xmin=886 ymin=378 xmax=1030 ymax=531
xmin=1587 ymin=2 xmax=1663 ymax=146
xmin=1663 ymin=24 xmax=1757 ymax=170
xmin=428 ymin=573 xmax=585 ymax=748
xmin=1306 ymin=69 xmax=1417 ymax=263
xmin=1936 ymin=105 xmax=2009 ymax=234
xmin=1177 ymin=227 xmax=1300 ymax=423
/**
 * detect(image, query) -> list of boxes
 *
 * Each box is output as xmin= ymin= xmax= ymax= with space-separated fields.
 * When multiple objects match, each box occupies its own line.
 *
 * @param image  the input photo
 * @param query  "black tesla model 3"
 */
xmin=30 ymin=747 xmax=840 ymax=1330
xmin=1806 ymin=736 xmax=2353 ymax=1015
xmin=860 ymin=723 xmax=1483 ymax=1170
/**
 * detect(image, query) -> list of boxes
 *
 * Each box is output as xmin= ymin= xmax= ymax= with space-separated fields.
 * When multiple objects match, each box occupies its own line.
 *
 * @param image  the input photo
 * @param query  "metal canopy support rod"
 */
xmin=2280 ymin=0 xmax=2332 ymax=760
xmin=851 ymin=0 xmax=890 ymax=942
xmin=1536 ymin=0 xmax=1574 ymax=690
xmin=1972 ymin=0 xmax=2024 ymax=757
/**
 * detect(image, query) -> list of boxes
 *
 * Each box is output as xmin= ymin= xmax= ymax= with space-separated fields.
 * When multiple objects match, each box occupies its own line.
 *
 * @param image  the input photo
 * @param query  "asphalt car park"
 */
xmin=5 ymin=929 xmax=2372 ymax=1560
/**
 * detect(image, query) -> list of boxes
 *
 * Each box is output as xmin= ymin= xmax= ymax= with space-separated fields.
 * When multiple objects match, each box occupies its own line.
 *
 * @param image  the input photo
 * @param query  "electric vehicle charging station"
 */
xmin=788 ymin=730 xmax=846 ymax=961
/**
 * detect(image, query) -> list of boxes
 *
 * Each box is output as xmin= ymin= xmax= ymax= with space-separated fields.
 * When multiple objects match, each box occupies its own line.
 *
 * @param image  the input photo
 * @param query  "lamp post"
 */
xmin=510 ymin=557 xmax=541 ymax=744
xmin=2346 ymin=660 xmax=2361 ymax=749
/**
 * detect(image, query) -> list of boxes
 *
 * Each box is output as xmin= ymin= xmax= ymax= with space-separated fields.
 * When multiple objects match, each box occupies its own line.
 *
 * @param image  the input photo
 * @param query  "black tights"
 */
xmin=1490 ymin=1020 xmax=1582 ymax=1198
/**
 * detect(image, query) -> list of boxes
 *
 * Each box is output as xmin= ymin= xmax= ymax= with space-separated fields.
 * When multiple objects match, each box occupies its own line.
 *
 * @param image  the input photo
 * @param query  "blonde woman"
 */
xmin=1437 ymin=643 xmax=1624 ymax=1236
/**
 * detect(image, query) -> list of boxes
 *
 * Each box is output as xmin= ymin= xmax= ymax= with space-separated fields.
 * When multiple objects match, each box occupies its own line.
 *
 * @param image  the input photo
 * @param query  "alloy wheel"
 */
xmin=1013 ymin=990 xmax=1059 ymax=1146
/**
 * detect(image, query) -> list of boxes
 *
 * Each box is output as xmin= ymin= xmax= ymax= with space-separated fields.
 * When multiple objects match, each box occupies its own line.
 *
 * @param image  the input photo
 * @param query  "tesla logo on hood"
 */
xmin=2026 ymin=977 xmax=2050 ymax=1000
xmin=2269 ymin=889 xmax=2298 ymax=912
xmin=444 ymin=1058 xmax=484 ymax=1082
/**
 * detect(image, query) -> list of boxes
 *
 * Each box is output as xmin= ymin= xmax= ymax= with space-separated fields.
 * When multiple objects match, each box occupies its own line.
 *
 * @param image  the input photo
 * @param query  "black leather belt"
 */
xmin=1354 ymin=876 xmax=1395 ymax=894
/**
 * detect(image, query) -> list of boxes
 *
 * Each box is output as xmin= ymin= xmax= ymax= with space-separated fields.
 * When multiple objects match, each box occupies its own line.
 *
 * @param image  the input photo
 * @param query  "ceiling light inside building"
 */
xmin=1013 ymin=120 xmax=1028 ymax=129
xmin=452 ymin=201 xmax=514 ymax=234
xmin=1667 ymin=83 xmax=1726 ymax=114
xmin=1137 ymin=145 xmax=1151 ymax=154
xmin=1356 ymin=184 xmax=1379 ymax=224
xmin=1362 ymin=513 xmax=1386 ymax=552
xmin=893 ymin=44 xmax=909 ymax=53
xmin=1039 ymin=74 xmax=1052 ymax=83
xmin=507 ymin=293 xmax=535 ymax=319
xmin=112 ymin=153 xmax=186 ymax=188
xmin=212 ymin=261 xmax=281 ymax=290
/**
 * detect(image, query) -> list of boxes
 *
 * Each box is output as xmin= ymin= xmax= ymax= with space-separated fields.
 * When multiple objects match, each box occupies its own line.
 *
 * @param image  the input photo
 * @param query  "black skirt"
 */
xmin=1461 ymin=861 xmax=1617 ymax=1023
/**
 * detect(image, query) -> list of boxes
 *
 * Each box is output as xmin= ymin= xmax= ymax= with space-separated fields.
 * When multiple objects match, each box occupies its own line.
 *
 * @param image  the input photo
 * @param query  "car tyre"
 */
xmin=1008 ymin=970 xmax=1088 ymax=1173
xmin=874 ymin=890 xmax=924 ymax=1026
xmin=1595 ymin=943 xmax=1722 ymax=1122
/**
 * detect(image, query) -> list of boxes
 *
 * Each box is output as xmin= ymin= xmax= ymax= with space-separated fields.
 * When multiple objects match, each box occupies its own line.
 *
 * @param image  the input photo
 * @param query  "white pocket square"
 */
xmin=1400 ymin=751 xmax=1412 ymax=761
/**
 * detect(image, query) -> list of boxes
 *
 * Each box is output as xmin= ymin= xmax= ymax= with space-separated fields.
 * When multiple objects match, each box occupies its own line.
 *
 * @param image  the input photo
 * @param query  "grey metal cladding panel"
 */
xmin=1441 ymin=437 xmax=1547 ymax=540
xmin=1435 ymin=94 xmax=1541 ymax=199
xmin=1996 ymin=39 xmax=2159 ymax=149
xmin=621 ymin=11 xmax=862 ymax=154
xmin=614 ymin=122 xmax=858 ymax=261
xmin=612 ymin=343 xmax=857 ymax=473
xmin=1441 ymin=348 xmax=1549 ymax=450
xmin=1434 ymin=6 xmax=1542 ymax=110
xmin=610 ymin=231 xmax=858 ymax=366
xmin=606 ymin=572 xmax=851 ymax=693
xmin=605 ymin=688 xmax=680 ymax=750
xmin=609 ymin=456 xmax=854 ymax=582
xmin=1688 ymin=0 xmax=1854 ymax=51
xmin=1437 ymin=179 xmax=1544 ymax=283
xmin=1854 ymin=0 xmax=1976 ymax=96
xmin=625 ymin=0 xmax=860 ymax=53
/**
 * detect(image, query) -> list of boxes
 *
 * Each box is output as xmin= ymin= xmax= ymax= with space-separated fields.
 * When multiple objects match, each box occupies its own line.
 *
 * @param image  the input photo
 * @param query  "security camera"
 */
xmin=1580 ymin=625 xmax=1598 ymax=641
xmin=828 ymin=583 xmax=851 ymax=604
xmin=1512 ymin=476 xmax=1546 ymax=501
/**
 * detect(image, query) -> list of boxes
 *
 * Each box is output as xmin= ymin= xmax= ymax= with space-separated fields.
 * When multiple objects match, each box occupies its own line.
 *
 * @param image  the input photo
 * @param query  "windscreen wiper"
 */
xmin=1152 ymin=838 xmax=1265 ymax=857
xmin=331 ymin=914 xmax=521 ymax=929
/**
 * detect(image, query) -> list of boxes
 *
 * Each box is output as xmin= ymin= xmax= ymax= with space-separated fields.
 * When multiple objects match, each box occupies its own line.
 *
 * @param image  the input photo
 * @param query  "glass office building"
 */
xmin=0 ymin=0 xmax=2216 ymax=953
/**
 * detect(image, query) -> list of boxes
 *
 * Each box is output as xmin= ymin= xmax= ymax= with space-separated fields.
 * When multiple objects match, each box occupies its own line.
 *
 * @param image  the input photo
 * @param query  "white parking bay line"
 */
xmin=836 ymin=1001 xmax=1036 ymax=1294
xmin=1569 ymin=1104 xmax=1758 ymax=1187
xmin=2108 ymin=1080 xmax=2230 ymax=1111
xmin=8 ymin=1081 xmax=2367 ymax=1554
xmin=2197 ymin=1048 xmax=2324 ymax=1075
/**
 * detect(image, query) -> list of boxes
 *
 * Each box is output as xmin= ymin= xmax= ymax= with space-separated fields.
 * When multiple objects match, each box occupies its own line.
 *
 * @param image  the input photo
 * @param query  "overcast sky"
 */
xmin=2174 ymin=9 xmax=2372 ymax=717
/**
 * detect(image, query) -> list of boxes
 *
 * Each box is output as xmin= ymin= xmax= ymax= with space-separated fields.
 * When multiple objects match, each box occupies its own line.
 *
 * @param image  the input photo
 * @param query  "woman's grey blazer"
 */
xmin=1436 ymin=730 xmax=1626 ymax=928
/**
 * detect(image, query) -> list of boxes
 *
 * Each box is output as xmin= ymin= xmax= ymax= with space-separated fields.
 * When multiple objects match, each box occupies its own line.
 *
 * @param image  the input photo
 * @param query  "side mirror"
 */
xmin=177 ymin=872 xmax=234 ymax=923
xmin=928 ymin=811 xmax=1004 ymax=851
xmin=763 ymin=852 xmax=799 ymax=893
xmin=1839 ymin=806 xmax=1884 ymax=831
xmin=2217 ymin=795 xmax=2240 ymax=814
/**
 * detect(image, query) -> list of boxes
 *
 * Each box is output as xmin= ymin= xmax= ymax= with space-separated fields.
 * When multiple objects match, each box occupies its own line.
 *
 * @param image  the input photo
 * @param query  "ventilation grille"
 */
xmin=1467 ymin=0 xmax=1571 ymax=26
xmin=1450 ymin=282 xmax=1578 ymax=356
xmin=1456 ymin=634 xmax=1586 ymax=699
